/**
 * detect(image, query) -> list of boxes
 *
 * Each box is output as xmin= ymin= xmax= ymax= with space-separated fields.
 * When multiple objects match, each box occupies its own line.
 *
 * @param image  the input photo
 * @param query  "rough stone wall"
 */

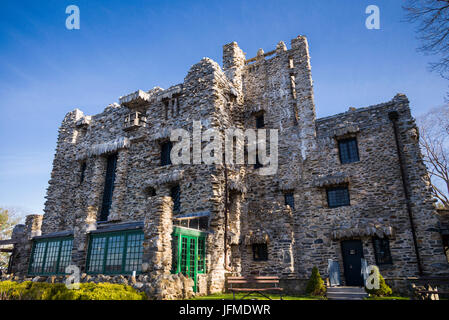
xmin=9 ymin=215 xmax=42 ymax=275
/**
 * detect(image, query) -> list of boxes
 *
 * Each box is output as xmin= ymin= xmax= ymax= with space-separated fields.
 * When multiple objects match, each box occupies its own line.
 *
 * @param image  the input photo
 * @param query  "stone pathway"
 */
xmin=326 ymin=286 xmax=368 ymax=300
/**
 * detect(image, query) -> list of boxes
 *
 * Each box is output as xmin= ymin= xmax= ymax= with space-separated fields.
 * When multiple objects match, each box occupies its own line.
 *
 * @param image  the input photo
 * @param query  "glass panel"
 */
xmin=339 ymin=138 xmax=359 ymax=164
xmin=327 ymin=187 xmax=350 ymax=208
xmin=58 ymin=239 xmax=73 ymax=273
xmin=30 ymin=242 xmax=46 ymax=274
xmin=43 ymin=240 xmax=61 ymax=273
xmin=197 ymin=238 xmax=205 ymax=273
xmin=189 ymin=238 xmax=196 ymax=278
xmin=105 ymin=235 xmax=125 ymax=273
xmin=373 ymin=237 xmax=393 ymax=265
xmin=88 ymin=237 xmax=106 ymax=273
xmin=180 ymin=237 xmax=188 ymax=276
xmin=124 ymin=233 xmax=144 ymax=273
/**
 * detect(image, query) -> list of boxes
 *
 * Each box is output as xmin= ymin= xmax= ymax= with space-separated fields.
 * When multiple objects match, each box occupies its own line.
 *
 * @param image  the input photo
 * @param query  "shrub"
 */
xmin=364 ymin=267 xmax=392 ymax=297
xmin=0 ymin=281 xmax=147 ymax=300
xmin=305 ymin=267 xmax=326 ymax=296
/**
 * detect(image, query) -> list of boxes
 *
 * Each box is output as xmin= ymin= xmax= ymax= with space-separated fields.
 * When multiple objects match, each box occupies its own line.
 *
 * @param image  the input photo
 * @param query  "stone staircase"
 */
xmin=326 ymin=286 xmax=368 ymax=300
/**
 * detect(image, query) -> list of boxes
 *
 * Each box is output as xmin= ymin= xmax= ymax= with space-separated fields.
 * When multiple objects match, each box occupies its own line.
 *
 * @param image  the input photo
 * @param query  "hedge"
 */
xmin=0 ymin=281 xmax=147 ymax=300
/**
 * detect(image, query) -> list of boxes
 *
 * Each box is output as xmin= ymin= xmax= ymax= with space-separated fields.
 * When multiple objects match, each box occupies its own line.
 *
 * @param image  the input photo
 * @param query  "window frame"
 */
xmin=86 ymin=229 xmax=144 ymax=275
xmin=372 ymin=237 xmax=393 ymax=265
xmin=28 ymin=237 xmax=73 ymax=276
xmin=326 ymin=185 xmax=350 ymax=208
xmin=338 ymin=137 xmax=360 ymax=164
xmin=252 ymin=243 xmax=268 ymax=261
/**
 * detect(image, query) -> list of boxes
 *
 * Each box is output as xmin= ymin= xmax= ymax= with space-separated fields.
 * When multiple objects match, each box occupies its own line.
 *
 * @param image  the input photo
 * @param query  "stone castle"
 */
xmin=4 ymin=35 xmax=449 ymax=298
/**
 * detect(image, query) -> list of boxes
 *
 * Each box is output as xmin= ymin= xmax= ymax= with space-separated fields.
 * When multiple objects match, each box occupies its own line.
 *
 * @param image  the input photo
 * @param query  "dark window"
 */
xmin=441 ymin=235 xmax=449 ymax=263
xmin=338 ymin=138 xmax=359 ymax=164
xmin=80 ymin=161 xmax=87 ymax=184
xmin=161 ymin=141 xmax=172 ymax=166
xmin=86 ymin=230 xmax=144 ymax=275
xmin=28 ymin=237 xmax=73 ymax=275
xmin=326 ymin=186 xmax=350 ymax=208
xmin=171 ymin=185 xmax=181 ymax=213
xmin=99 ymin=153 xmax=118 ymax=221
xmin=252 ymin=243 xmax=268 ymax=261
xmin=254 ymin=155 xmax=263 ymax=169
xmin=284 ymin=192 xmax=295 ymax=209
xmin=145 ymin=186 xmax=156 ymax=197
xmin=256 ymin=114 xmax=264 ymax=129
xmin=372 ymin=237 xmax=393 ymax=265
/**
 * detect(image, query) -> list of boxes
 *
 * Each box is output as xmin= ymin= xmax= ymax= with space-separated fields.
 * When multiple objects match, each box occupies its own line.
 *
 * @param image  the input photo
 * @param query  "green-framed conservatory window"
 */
xmin=28 ymin=237 xmax=73 ymax=275
xmin=86 ymin=230 xmax=144 ymax=275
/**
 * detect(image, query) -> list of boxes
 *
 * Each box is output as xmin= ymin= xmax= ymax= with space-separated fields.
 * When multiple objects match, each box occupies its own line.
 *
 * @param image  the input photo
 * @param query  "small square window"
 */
xmin=284 ymin=192 xmax=295 ymax=209
xmin=372 ymin=237 xmax=393 ymax=265
xmin=326 ymin=186 xmax=350 ymax=208
xmin=338 ymin=138 xmax=359 ymax=164
xmin=161 ymin=141 xmax=172 ymax=166
xmin=252 ymin=243 xmax=268 ymax=261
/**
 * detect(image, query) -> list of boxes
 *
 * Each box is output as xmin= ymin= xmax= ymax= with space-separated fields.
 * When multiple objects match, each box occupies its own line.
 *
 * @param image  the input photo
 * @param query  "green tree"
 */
xmin=305 ymin=266 xmax=326 ymax=296
xmin=0 ymin=208 xmax=20 ymax=270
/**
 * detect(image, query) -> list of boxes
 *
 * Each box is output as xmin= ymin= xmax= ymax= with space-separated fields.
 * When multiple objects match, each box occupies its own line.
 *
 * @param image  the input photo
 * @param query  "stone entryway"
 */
xmin=341 ymin=240 xmax=364 ymax=286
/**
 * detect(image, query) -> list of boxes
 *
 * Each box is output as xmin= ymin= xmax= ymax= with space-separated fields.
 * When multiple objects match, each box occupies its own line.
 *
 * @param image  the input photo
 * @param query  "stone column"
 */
xmin=142 ymin=196 xmax=173 ymax=275
xmin=71 ymin=156 xmax=106 ymax=271
xmin=9 ymin=215 xmax=42 ymax=276
xmin=290 ymin=35 xmax=317 ymax=159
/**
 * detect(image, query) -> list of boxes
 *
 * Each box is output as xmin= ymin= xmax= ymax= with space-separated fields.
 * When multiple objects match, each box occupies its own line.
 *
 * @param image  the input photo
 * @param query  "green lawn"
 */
xmin=364 ymin=296 xmax=410 ymax=300
xmin=190 ymin=293 xmax=326 ymax=300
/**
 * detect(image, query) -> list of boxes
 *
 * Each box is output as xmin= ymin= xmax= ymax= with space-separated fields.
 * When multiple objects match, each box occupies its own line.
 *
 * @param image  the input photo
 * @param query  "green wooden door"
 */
xmin=172 ymin=227 xmax=206 ymax=292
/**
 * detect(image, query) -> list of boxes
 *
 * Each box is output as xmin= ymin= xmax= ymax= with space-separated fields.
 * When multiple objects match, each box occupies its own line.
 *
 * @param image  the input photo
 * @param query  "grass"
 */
xmin=190 ymin=293 xmax=327 ymax=300
xmin=364 ymin=296 xmax=410 ymax=300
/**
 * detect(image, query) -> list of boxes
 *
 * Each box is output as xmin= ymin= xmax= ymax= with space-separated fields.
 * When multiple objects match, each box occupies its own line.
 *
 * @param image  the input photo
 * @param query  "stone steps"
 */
xmin=326 ymin=286 xmax=368 ymax=300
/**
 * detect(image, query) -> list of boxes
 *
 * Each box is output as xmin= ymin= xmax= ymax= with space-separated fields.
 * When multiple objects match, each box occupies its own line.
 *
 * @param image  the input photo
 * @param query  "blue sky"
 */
xmin=0 ymin=0 xmax=447 ymax=217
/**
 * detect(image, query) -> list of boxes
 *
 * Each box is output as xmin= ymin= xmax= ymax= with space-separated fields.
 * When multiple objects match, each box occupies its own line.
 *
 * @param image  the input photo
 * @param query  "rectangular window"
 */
xmin=99 ymin=153 xmax=118 ymax=221
xmin=171 ymin=185 xmax=181 ymax=213
xmin=326 ymin=186 xmax=350 ymax=208
xmin=80 ymin=161 xmax=87 ymax=184
xmin=442 ymin=235 xmax=449 ymax=263
xmin=338 ymin=138 xmax=359 ymax=164
xmin=28 ymin=237 xmax=73 ymax=275
xmin=284 ymin=192 xmax=295 ymax=209
xmin=86 ymin=230 xmax=144 ymax=275
xmin=372 ymin=237 xmax=393 ymax=265
xmin=161 ymin=141 xmax=172 ymax=166
xmin=256 ymin=114 xmax=264 ymax=129
xmin=252 ymin=243 xmax=268 ymax=261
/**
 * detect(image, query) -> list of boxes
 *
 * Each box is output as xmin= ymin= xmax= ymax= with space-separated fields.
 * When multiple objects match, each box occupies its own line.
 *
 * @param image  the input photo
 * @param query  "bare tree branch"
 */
xmin=404 ymin=0 xmax=449 ymax=96
xmin=417 ymin=105 xmax=449 ymax=207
